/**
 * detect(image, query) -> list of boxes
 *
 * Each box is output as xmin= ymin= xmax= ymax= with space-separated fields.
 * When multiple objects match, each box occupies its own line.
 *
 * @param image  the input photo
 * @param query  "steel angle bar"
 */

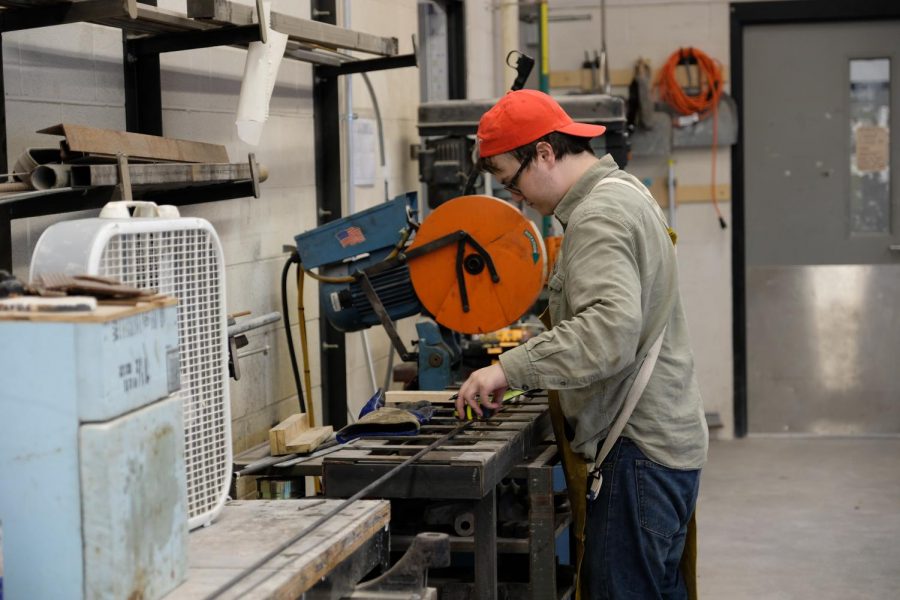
xmin=187 ymin=0 xmax=398 ymax=56
xmin=127 ymin=22 xmax=261 ymax=55
xmin=227 ymin=311 xmax=281 ymax=337
xmin=129 ymin=0 xmax=265 ymax=54
xmin=284 ymin=44 xmax=344 ymax=66
xmin=0 ymin=0 xmax=136 ymax=32
xmin=139 ymin=180 xmax=257 ymax=204
xmin=67 ymin=162 xmax=256 ymax=188
xmin=0 ymin=186 xmax=74 ymax=207
xmin=317 ymin=52 xmax=417 ymax=77
xmin=103 ymin=3 xmax=216 ymax=35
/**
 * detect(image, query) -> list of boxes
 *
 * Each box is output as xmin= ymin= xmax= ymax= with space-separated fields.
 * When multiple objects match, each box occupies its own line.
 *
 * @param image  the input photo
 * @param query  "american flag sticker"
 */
xmin=336 ymin=225 xmax=366 ymax=248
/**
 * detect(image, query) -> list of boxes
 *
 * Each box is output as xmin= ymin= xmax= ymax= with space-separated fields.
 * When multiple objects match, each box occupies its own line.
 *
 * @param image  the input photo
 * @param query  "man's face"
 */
xmin=491 ymin=151 xmax=557 ymax=216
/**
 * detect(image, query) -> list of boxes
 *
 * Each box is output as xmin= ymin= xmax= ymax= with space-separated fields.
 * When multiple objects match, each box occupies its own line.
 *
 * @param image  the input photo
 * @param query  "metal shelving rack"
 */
xmin=0 ymin=0 xmax=416 ymax=274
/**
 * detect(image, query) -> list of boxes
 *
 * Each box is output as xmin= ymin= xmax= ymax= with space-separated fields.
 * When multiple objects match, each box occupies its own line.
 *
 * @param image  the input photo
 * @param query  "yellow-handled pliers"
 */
xmin=452 ymin=388 xmax=532 ymax=420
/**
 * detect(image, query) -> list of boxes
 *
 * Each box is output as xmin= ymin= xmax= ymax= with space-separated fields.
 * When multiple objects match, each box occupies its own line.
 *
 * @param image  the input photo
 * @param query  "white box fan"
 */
xmin=30 ymin=200 xmax=232 ymax=530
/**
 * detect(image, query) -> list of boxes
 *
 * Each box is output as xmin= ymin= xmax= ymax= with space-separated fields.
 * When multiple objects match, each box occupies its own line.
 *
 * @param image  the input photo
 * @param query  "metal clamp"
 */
xmin=227 ymin=311 xmax=281 ymax=380
xmin=350 ymin=532 xmax=450 ymax=597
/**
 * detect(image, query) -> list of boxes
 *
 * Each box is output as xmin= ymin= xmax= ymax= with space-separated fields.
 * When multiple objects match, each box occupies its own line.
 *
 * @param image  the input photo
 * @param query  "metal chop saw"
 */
xmin=294 ymin=193 xmax=546 ymax=389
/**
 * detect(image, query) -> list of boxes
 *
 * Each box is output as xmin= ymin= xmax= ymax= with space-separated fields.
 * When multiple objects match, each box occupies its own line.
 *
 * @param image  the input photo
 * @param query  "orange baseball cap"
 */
xmin=476 ymin=89 xmax=607 ymax=157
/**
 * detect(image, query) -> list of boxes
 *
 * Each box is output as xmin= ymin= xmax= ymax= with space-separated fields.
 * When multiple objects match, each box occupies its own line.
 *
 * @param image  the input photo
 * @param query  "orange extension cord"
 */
xmin=657 ymin=47 xmax=727 ymax=228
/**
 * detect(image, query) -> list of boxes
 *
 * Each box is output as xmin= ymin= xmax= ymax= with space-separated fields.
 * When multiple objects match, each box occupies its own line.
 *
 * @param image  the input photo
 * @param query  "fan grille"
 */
xmin=99 ymin=229 xmax=228 ymax=524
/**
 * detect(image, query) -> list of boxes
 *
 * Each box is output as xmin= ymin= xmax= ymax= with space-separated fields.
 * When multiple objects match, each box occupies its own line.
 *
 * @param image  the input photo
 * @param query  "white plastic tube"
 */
xmin=235 ymin=2 xmax=288 ymax=146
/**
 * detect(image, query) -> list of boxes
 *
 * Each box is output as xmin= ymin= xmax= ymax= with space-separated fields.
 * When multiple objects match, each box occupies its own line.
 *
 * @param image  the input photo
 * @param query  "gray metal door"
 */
xmin=744 ymin=20 xmax=900 ymax=434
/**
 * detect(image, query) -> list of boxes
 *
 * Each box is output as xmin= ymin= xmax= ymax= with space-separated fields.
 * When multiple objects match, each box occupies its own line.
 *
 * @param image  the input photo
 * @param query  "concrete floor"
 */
xmin=698 ymin=437 xmax=900 ymax=599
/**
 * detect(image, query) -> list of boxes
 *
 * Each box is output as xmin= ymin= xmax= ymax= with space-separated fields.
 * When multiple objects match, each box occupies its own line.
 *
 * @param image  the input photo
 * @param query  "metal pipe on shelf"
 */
xmin=30 ymin=164 xmax=71 ymax=190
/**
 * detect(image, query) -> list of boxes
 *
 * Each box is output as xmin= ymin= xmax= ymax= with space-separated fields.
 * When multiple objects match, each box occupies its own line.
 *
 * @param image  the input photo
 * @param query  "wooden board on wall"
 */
xmin=550 ymin=65 xmax=730 ymax=91
xmin=648 ymin=182 xmax=731 ymax=207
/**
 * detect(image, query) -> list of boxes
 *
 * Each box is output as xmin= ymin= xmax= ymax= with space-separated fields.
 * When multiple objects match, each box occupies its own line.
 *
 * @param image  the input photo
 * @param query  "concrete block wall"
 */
xmin=5 ymin=22 xmax=128 ymax=270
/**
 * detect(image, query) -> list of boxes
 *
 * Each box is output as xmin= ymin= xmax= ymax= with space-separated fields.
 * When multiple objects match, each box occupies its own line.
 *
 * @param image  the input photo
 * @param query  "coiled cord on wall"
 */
xmin=657 ymin=47 xmax=727 ymax=228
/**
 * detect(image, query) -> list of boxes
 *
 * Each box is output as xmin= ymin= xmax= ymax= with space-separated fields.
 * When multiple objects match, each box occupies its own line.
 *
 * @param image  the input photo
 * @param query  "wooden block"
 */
xmin=269 ymin=413 xmax=309 ymax=456
xmin=646 ymin=180 xmax=731 ymax=207
xmin=284 ymin=426 xmax=333 ymax=454
xmin=38 ymin=123 xmax=229 ymax=163
xmin=549 ymin=69 xmax=585 ymax=89
xmin=550 ymin=65 xmax=729 ymax=91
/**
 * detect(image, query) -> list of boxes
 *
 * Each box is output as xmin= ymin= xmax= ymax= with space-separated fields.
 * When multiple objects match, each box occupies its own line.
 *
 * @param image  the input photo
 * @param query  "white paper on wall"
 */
xmin=352 ymin=118 xmax=377 ymax=187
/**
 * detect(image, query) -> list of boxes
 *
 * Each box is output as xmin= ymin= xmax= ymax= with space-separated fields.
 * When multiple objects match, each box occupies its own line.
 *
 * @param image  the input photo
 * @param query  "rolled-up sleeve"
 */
xmin=499 ymin=207 xmax=642 ymax=391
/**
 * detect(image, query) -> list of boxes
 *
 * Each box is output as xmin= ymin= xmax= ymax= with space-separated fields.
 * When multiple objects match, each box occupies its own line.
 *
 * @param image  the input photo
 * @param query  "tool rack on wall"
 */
xmin=0 ymin=0 xmax=416 ymax=276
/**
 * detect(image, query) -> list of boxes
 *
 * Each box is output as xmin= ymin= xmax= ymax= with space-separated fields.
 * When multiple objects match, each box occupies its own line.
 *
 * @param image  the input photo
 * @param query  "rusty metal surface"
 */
xmin=320 ymin=395 xmax=551 ymax=499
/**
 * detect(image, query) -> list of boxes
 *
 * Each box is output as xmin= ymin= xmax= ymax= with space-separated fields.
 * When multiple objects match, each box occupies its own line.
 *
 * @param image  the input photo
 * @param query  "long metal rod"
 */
xmin=203 ymin=417 xmax=477 ymax=599
xmin=318 ymin=53 xmax=417 ymax=77
xmin=186 ymin=0 xmax=398 ymax=56
xmin=233 ymin=439 xmax=347 ymax=477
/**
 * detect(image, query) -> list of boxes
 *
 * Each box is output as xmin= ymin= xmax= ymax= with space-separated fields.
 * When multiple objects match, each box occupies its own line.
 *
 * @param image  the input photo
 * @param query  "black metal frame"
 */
xmin=124 ymin=0 xmax=162 ymax=135
xmin=128 ymin=23 xmax=264 ymax=57
xmin=729 ymin=0 xmax=900 ymax=437
xmin=318 ymin=53 xmax=417 ymax=78
xmin=444 ymin=0 xmax=466 ymax=99
xmin=312 ymin=0 xmax=347 ymax=430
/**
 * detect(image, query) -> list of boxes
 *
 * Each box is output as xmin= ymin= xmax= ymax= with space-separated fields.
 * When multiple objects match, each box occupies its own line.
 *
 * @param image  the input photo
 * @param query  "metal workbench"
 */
xmin=244 ymin=394 xmax=565 ymax=600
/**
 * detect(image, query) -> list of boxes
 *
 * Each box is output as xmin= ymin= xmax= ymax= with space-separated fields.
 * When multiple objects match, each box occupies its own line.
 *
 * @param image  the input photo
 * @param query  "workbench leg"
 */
xmin=0 ymin=208 xmax=12 ymax=273
xmin=529 ymin=466 xmax=557 ymax=599
xmin=474 ymin=487 xmax=497 ymax=600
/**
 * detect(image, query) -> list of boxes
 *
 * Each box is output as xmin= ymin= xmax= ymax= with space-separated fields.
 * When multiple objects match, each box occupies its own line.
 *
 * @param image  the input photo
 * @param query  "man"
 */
xmin=454 ymin=89 xmax=708 ymax=599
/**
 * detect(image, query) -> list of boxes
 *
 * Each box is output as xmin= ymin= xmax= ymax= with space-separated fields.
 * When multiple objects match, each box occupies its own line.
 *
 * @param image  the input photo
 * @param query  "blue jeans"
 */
xmin=582 ymin=437 xmax=701 ymax=599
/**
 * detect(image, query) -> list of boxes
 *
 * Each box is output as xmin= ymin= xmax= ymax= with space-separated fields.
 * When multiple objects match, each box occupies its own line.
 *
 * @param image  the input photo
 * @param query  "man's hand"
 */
xmin=455 ymin=363 xmax=508 ymax=419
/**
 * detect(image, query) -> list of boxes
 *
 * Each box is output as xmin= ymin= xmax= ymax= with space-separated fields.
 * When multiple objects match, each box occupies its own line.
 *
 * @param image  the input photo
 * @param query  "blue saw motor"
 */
xmin=294 ymin=193 xmax=421 ymax=333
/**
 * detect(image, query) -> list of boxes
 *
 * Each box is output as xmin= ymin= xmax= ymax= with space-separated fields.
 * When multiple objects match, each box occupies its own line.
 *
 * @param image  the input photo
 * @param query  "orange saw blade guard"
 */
xmin=408 ymin=195 xmax=546 ymax=334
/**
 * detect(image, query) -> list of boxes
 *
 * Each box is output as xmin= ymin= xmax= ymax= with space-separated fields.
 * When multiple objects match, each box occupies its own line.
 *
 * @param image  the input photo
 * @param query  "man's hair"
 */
xmin=476 ymin=131 xmax=595 ymax=175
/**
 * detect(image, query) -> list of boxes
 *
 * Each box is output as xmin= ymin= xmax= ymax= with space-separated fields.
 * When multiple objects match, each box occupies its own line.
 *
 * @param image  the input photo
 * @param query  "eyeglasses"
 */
xmin=503 ymin=155 xmax=532 ymax=195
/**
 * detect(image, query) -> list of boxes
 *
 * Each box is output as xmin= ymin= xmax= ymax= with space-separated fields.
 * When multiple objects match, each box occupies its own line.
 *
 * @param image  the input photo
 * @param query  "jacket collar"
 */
xmin=553 ymin=154 xmax=619 ymax=228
